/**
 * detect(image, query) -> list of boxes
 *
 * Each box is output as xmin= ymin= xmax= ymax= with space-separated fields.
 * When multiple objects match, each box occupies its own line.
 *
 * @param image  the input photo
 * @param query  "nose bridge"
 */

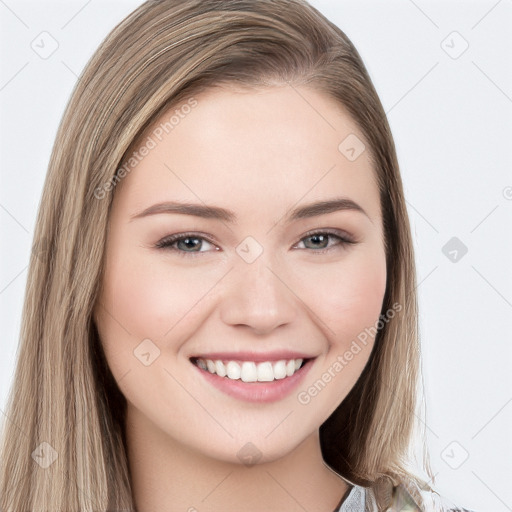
xmin=218 ymin=238 xmax=297 ymax=332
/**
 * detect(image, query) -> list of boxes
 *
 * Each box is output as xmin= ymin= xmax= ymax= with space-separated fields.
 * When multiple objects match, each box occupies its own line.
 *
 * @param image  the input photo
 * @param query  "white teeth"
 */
xmin=195 ymin=357 xmax=305 ymax=382
xmin=273 ymin=360 xmax=287 ymax=379
xmin=240 ymin=362 xmax=258 ymax=382
xmin=257 ymin=362 xmax=274 ymax=382
xmin=215 ymin=360 xmax=226 ymax=377
xmin=226 ymin=361 xmax=241 ymax=380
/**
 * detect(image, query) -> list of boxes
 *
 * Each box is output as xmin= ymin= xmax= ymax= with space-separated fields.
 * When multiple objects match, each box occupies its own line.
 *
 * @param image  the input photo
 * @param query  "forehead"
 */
xmin=114 ymin=84 xmax=380 ymax=222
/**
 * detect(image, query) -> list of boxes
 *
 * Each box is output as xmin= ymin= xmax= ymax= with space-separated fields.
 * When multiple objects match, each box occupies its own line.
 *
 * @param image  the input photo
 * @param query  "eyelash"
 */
xmin=154 ymin=229 xmax=357 ymax=257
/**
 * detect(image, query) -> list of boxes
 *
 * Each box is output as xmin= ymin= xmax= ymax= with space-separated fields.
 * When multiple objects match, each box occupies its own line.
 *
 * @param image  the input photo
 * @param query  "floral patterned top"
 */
xmin=334 ymin=475 xmax=475 ymax=512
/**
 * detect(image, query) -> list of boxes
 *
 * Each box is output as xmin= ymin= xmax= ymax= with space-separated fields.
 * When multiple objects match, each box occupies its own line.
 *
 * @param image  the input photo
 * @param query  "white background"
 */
xmin=1 ymin=1 xmax=511 ymax=510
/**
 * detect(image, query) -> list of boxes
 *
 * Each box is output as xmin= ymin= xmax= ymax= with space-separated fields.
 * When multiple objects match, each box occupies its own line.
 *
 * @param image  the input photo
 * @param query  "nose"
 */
xmin=219 ymin=252 xmax=297 ymax=335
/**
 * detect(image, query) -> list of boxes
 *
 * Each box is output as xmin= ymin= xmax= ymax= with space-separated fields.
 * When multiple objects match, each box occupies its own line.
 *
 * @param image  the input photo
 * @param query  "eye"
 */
xmin=155 ymin=232 xmax=219 ymax=257
xmin=293 ymin=229 xmax=356 ymax=254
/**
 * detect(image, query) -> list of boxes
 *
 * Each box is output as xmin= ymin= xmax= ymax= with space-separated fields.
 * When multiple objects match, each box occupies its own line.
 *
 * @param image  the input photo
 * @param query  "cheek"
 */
xmin=99 ymin=249 xmax=224 ymax=346
xmin=295 ymin=250 xmax=386 ymax=415
xmin=297 ymin=248 xmax=387 ymax=343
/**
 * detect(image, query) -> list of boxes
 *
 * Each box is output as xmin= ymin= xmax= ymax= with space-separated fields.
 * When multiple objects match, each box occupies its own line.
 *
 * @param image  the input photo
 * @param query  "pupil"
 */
xmin=179 ymin=237 xmax=200 ymax=251
xmin=309 ymin=234 xmax=327 ymax=249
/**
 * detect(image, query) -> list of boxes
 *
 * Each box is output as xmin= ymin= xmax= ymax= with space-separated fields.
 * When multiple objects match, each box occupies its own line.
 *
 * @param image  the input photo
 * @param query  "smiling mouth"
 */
xmin=190 ymin=356 xmax=310 ymax=383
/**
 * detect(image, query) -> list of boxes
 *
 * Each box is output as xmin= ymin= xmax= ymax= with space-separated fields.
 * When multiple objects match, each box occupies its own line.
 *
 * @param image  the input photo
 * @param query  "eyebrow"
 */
xmin=129 ymin=197 xmax=370 ymax=224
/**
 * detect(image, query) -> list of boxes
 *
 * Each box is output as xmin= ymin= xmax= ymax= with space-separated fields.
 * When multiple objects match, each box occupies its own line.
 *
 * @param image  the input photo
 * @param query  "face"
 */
xmin=94 ymin=84 xmax=387 ymax=464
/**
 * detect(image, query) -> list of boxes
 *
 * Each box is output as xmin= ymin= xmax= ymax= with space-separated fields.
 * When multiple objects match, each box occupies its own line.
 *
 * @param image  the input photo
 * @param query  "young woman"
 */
xmin=0 ymin=1 xmax=475 ymax=510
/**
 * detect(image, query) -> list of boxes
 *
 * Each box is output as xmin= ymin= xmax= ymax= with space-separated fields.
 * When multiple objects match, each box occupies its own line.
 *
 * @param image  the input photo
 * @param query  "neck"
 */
xmin=125 ymin=405 xmax=349 ymax=512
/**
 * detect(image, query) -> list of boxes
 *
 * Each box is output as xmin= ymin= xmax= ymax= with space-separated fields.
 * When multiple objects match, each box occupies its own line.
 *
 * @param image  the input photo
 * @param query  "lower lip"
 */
xmin=191 ymin=359 xmax=315 ymax=403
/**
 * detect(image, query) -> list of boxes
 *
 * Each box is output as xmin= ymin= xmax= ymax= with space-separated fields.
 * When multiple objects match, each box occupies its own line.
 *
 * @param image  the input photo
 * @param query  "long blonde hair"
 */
xmin=0 ymin=1 xmax=432 ymax=510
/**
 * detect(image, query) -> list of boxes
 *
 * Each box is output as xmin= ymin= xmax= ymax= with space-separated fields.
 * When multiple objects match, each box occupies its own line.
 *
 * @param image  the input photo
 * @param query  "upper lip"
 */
xmin=190 ymin=350 xmax=315 ymax=362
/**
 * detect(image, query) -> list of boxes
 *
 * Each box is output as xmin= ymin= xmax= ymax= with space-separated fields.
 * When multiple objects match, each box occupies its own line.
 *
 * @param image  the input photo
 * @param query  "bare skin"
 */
xmin=94 ymin=84 xmax=387 ymax=512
